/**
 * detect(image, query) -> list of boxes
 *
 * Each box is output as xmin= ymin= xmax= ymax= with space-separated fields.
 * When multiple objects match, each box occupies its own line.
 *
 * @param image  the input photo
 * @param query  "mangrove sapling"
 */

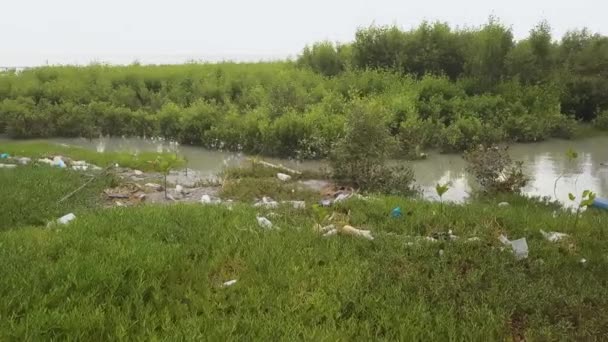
xmin=568 ymin=190 xmax=596 ymax=230
xmin=150 ymin=154 xmax=181 ymax=199
xmin=554 ymin=148 xmax=578 ymax=200
xmin=435 ymin=182 xmax=451 ymax=214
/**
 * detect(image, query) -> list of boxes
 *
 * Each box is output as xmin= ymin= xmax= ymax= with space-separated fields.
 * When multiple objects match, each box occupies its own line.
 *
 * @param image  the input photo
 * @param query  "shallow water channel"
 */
xmin=34 ymin=136 xmax=608 ymax=206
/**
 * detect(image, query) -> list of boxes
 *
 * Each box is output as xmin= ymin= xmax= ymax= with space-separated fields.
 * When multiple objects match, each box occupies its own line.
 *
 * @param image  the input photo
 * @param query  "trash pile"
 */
xmin=0 ymin=152 xmax=103 ymax=171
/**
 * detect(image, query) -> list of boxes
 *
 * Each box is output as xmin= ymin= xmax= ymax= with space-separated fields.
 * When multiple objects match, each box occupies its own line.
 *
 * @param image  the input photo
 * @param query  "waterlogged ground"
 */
xmin=34 ymin=135 xmax=608 ymax=205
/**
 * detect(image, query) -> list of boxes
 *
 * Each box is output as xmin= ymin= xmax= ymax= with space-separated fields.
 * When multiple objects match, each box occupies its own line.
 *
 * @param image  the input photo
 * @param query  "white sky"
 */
xmin=1 ymin=0 xmax=605 ymax=66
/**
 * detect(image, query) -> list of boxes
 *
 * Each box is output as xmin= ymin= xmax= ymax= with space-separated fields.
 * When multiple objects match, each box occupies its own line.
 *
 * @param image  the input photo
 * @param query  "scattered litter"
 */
xmin=499 ymin=234 xmax=528 ymax=260
xmin=552 ymin=211 xmax=558 ymax=218
xmin=201 ymin=194 xmax=211 ymax=203
xmin=439 ymin=249 xmax=445 ymax=257
xmin=72 ymin=165 xmax=88 ymax=171
xmin=424 ymin=236 xmax=438 ymax=242
xmin=498 ymin=234 xmax=510 ymax=245
xmin=283 ymin=200 xmax=305 ymax=209
xmin=38 ymin=158 xmax=53 ymax=165
xmin=320 ymin=199 xmax=332 ymax=207
xmin=0 ymin=153 xmax=9 ymax=159
xmin=145 ymin=183 xmax=162 ymax=191
xmin=580 ymin=258 xmax=587 ymax=265
xmin=222 ymin=279 xmax=237 ymax=287
xmin=0 ymin=164 xmax=17 ymax=169
xmin=467 ymin=237 xmax=481 ymax=242
xmin=431 ymin=230 xmax=458 ymax=241
xmin=254 ymin=196 xmax=279 ymax=208
xmin=133 ymin=170 xmax=144 ymax=176
xmin=116 ymin=201 xmax=125 ymax=207
xmin=314 ymin=224 xmax=335 ymax=234
xmin=498 ymin=202 xmax=510 ymax=207
xmin=166 ymin=194 xmax=177 ymax=201
xmin=510 ymin=238 xmax=529 ymax=260
xmin=176 ymin=184 xmax=184 ymax=194
xmin=323 ymin=228 xmax=338 ymax=237
xmin=277 ymin=173 xmax=292 ymax=181
xmin=107 ymin=193 xmax=130 ymax=199
xmin=256 ymin=216 xmax=274 ymax=229
xmin=391 ymin=207 xmax=402 ymax=218
xmin=57 ymin=213 xmax=76 ymax=225
xmin=17 ymin=157 xmax=31 ymax=165
xmin=72 ymin=160 xmax=87 ymax=166
xmin=340 ymin=225 xmax=374 ymax=240
xmin=540 ymin=229 xmax=569 ymax=242
xmin=53 ymin=156 xmax=66 ymax=168
xmin=334 ymin=193 xmax=351 ymax=203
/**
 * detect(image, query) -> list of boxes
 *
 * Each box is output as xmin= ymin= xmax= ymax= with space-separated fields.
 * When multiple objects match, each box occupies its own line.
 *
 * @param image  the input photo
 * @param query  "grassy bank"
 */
xmin=1 ymin=162 xmax=608 ymax=340
xmin=1 ymin=141 xmax=182 ymax=171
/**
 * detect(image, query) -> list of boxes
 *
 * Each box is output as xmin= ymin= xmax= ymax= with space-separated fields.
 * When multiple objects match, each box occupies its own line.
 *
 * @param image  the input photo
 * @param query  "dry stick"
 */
xmin=58 ymin=166 xmax=112 ymax=204
xmin=248 ymin=158 xmax=302 ymax=175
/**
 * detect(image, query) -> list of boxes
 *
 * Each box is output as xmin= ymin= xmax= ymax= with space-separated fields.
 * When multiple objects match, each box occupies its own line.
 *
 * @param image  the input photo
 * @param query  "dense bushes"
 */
xmin=330 ymin=101 xmax=415 ymax=194
xmin=1 ymin=18 xmax=606 ymax=159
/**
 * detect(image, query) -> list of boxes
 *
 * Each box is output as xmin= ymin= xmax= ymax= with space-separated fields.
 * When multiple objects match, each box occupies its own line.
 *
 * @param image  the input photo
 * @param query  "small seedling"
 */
xmin=150 ymin=154 xmax=181 ymax=199
xmin=554 ymin=148 xmax=578 ymax=200
xmin=435 ymin=182 xmax=451 ymax=213
xmin=568 ymin=190 xmax=596 ymax=230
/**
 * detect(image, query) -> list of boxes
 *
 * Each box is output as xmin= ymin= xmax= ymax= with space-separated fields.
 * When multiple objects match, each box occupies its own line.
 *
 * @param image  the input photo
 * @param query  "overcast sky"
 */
xmin=1 ymin=0 xmax=605 ymax=66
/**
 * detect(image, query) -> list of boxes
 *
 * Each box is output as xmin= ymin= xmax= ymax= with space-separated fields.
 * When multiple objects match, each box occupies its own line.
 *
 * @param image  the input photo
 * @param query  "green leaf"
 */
xmin=582 ymin=190 xmax=590 ymax=198
xmin=589 ymin=192 xmax=596 ymax=201
xmin=435 ymin=183 xmax=449 ymax=197
xmin=568 ymin=193 xmax=576 ymax=201
xmin=566 ymin=148 xmax=578 ymax=160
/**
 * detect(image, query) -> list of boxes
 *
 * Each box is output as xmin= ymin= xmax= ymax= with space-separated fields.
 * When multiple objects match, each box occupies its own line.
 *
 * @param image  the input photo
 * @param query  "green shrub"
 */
xmin=330 ymin=101 xmax=415 ymax=194
xmin=594 ymin=110 xmax=608 ymax=130
xmin=549 ymin=114 xmax=578 ymax=138
xmin=464 ymin=145 xmax=529 ymax=193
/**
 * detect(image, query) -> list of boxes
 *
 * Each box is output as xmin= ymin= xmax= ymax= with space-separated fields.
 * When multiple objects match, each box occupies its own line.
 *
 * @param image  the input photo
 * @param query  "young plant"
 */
xmin=554 ymin=148 xmax=578 ymax=200
xmin=568 ymin=190 xmax=596 ymax=230
xmin=150 ymin=154 xmax=181 ymax=199
xmin=435 ymin=182 xmax=451 ymax=213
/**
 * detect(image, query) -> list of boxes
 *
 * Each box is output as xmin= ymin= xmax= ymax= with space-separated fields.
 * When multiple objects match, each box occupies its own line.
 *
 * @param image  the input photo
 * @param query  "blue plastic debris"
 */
xmin=391 ymin=207 xmax=402 ymax=218
xmin=592 ymin=198 xmax=608 ymax=210
xmin=0 ymin=153 xmax=9 ymax=159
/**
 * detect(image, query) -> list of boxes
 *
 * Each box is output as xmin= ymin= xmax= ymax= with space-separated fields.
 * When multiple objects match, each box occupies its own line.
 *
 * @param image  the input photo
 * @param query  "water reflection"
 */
xmin=45 ymin=136 xmax=608 ymax=206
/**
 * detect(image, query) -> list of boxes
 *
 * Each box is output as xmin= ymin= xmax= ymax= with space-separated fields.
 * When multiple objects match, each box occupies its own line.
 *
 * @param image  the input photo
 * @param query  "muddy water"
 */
xmin=41 ymin=136 xmax=608 ymax=205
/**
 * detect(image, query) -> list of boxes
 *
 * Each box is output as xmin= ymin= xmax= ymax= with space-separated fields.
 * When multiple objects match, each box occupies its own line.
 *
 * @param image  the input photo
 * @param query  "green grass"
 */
xmin=2 ymin=163 xmax=608 ymax=340
xmin=1 ymin=141 xmax=183 ymax=171
xmin=0 ymin=166 xmax=113 ymax=230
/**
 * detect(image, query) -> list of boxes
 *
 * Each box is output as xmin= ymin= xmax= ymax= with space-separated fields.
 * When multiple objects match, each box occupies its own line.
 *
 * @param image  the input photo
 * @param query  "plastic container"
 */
xmin=592 ymin=198 xmax=608 ymax=210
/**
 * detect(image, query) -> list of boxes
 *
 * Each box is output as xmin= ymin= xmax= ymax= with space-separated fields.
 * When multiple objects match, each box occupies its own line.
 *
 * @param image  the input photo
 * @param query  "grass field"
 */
xmin=1 ymin=164 xmax=608 ymax=340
